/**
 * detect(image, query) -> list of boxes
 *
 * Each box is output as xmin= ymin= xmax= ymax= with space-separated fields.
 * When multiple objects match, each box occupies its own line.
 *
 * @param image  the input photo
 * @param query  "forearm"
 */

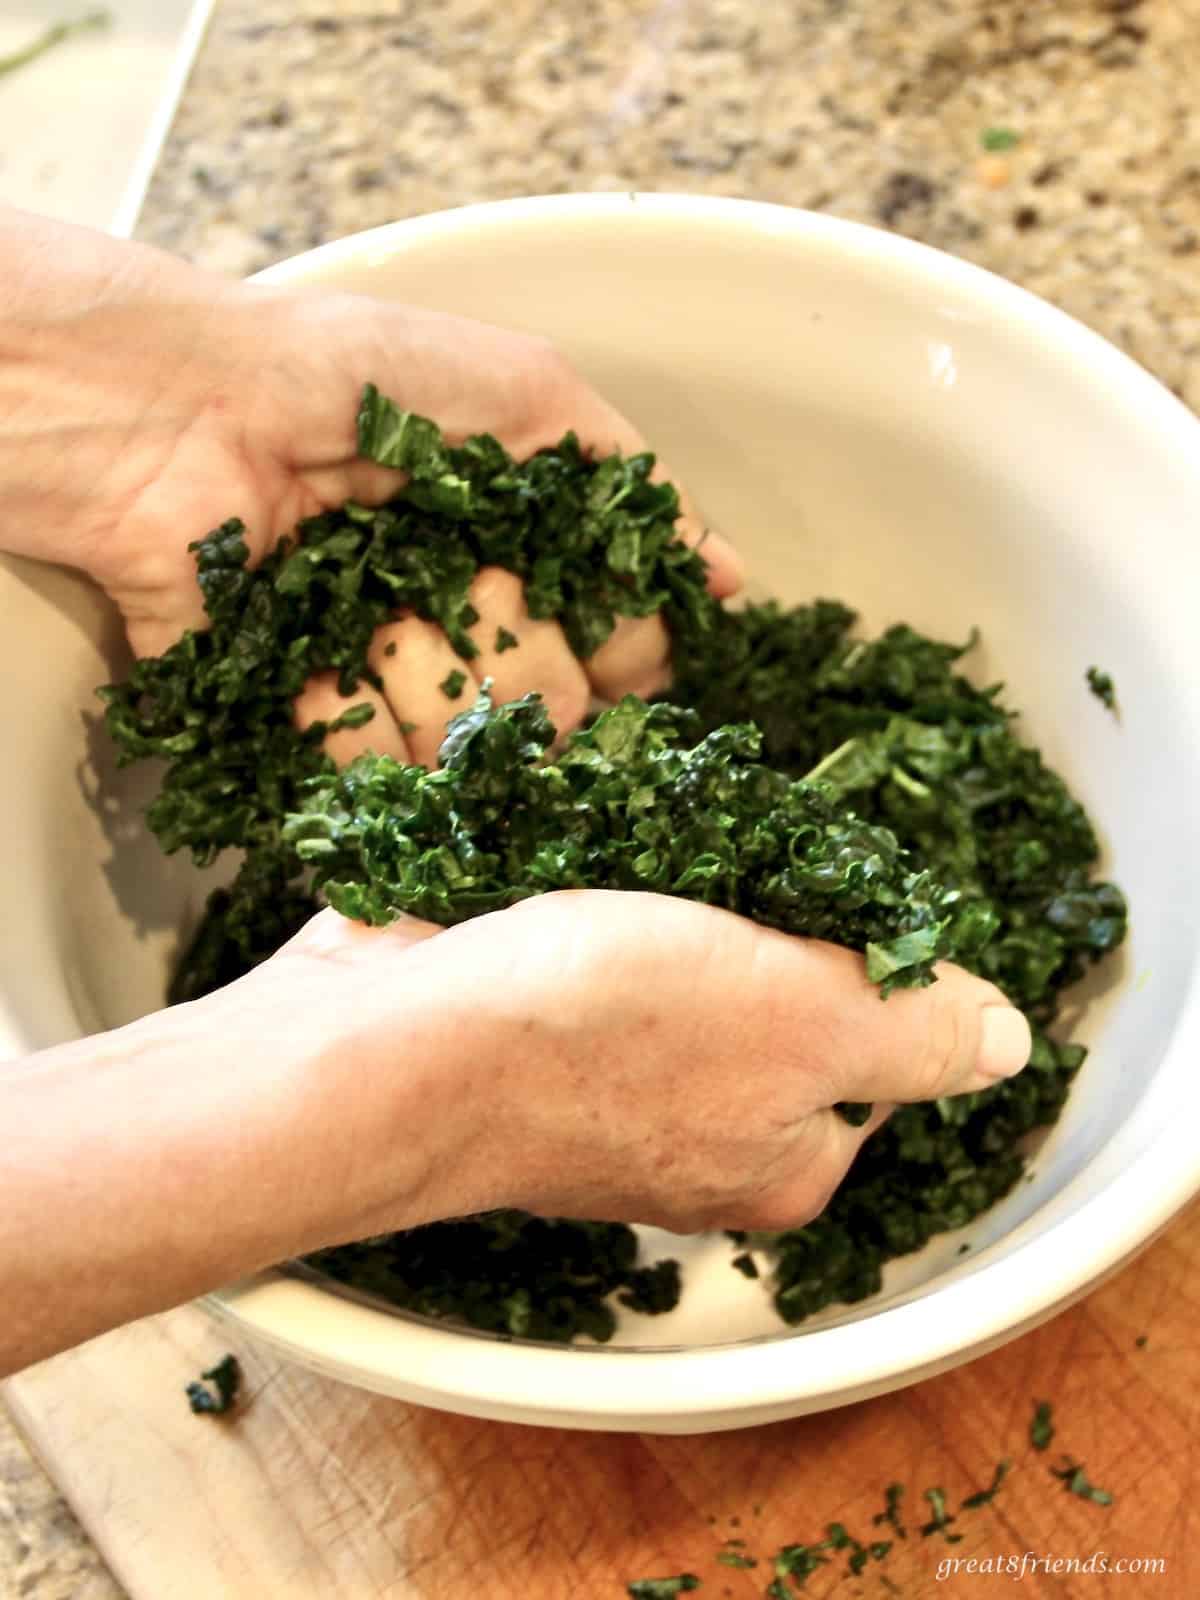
xmin=0 ymin=940 xmax=474 ymax=1376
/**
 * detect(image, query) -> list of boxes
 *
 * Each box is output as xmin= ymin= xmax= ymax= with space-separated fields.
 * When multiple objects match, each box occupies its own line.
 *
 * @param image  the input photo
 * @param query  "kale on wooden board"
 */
xmin=1030 ymin=1399 xmax=1055 ymax=1450
xmin=1051 ymin=1460 xmax=1114 ymax=1506
xmin=100 ymin=393 xmax=1128 ymax=1342
xmin=185 ymin=1353 xmax=241 ymax=1416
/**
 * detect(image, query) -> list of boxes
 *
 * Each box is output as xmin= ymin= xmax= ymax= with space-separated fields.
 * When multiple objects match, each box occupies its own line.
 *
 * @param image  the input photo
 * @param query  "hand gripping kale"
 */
xmin=100 ymin=385 xmax=717 ymax=1002
xmin=284 ymin=689 xmax=974 ymax=994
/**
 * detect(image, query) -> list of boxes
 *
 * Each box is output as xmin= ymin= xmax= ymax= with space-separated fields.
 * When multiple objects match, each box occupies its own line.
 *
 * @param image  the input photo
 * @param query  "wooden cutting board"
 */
xmin=6 ymin=1199 xmax=1199 ymax=1600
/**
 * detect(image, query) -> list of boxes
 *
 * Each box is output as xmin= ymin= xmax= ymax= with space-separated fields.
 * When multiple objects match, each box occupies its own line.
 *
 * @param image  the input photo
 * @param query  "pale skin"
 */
xmin=0 ymin=208 xmax=1032 ymax=1377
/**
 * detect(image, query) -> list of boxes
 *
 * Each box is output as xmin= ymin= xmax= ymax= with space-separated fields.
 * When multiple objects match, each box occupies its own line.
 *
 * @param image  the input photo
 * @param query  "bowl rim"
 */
xmin=221 ymin=192 xmax=1200 ymax=1418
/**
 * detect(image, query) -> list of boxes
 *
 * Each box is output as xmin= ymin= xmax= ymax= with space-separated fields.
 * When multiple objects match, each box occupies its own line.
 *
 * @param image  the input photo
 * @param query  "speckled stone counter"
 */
xmin=2 ymin=0 xmax=1196 ymax=1593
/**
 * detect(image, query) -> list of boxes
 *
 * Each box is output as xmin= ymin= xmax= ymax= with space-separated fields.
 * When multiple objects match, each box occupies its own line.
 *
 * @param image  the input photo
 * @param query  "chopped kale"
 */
xmin=1086 ymin=666 xmax=1117 ymax=713
xmin=185 ymin=1354 xmax=241 ymax=1416
xmin=919 ymin=1486 xmax=961 ymax=1542
xmin=716 ymin=1552 xmax=757 ymax=1569
xmin=1030 ymin=1400 xmax=1055 ymax=1451
xmin=103 ymin=396 xmax=1127 ymax=1341
xmin=495 ymin=625 xmax=520 ymax=653
xmin=307 ymin=1217 xmax=677 ymax=1344
xmin=618 ymin=1258 xmax=682 ymax=1314
xmin=731 ymin=1252 xmax=759 ymax=1279
xmin=439 ymin=668 xmax=468 ymax=699
xmin=981 ymin=126 xmax=1021 ymax=151
xmin=873 ymin=1483 xmax=907 ymax=1539
xmin=962 ymin=1459 xmax=1010 ymax=1509
xmin=1051 ymin=1460 xmax=1114 ymax=1506
xmin=287 ymin=690 xmax=980 ymax=996
xmin=773 ymin=1544 xmax=829 ymax=1583
xmin=627 ymin=1577 xmax=700 ymax=1597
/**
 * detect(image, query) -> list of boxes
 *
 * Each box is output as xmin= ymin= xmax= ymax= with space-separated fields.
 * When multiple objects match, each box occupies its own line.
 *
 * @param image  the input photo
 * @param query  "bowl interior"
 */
xmin=5 ymin=197 xmax=1199 ymax=1405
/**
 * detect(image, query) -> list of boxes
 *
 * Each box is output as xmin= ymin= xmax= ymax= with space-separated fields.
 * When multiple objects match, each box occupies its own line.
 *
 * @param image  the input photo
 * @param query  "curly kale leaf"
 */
xmin=285 ymin=689 xmax=969 ymax=994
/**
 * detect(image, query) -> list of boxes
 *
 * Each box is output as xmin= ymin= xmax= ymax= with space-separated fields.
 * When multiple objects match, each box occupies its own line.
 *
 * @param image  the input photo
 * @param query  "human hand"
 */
xmin=1 ymin=884 xmax=1031 ymax=1375
xmin=243 ymin=893 xmax=1032 ymax=1240
xmin=0 ymin=209 xmax=740 ymax=765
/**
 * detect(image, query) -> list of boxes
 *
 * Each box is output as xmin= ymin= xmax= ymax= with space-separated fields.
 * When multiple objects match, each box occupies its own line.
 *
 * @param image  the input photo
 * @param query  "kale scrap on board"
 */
xmin=100 ymin=388 xmax=1127 ymax=1342
xmin=185 ymin=1353 xmax=241 ymax=1416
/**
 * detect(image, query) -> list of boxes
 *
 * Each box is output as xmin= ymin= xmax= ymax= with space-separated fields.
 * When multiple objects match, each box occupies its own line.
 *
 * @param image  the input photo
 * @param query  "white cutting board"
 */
xmin=0 ymin=0 xmax=213 ymax=235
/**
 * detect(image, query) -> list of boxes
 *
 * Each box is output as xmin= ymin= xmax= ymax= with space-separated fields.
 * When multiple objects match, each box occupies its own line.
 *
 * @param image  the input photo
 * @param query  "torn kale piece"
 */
xmin=1051 ymin=1460 xmax=1114 ymax=1506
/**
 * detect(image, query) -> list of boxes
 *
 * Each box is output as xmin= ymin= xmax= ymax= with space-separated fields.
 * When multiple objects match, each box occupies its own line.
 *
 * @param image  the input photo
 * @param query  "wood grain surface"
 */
xmin=5 ymin=1199 xmax=1198 ymax=1600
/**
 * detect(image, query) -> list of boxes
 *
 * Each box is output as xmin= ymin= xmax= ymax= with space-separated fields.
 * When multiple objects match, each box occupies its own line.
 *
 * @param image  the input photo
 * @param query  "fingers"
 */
xmin=585 ymin=614 xmax=672 ymax=703
xmin=748 ymin=931 xmax=1032 ymax=1104
xmin=293 ymin=672 xmax=411 ymax=766
xmin=367 ymin=615 xmax=478 ymax=769
xmin=462 ymin=569 xmax=590 ymax=738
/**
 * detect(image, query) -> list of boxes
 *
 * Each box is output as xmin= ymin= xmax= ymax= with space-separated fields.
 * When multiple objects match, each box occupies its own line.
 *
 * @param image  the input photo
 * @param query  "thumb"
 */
xmin=754 ymin=932 xmax=1032 ymax=1104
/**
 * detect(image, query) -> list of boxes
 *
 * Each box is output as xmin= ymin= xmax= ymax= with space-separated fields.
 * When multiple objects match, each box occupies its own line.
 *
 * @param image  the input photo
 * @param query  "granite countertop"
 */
xmin=2 ymin=0 xmax=1196 ymax=1592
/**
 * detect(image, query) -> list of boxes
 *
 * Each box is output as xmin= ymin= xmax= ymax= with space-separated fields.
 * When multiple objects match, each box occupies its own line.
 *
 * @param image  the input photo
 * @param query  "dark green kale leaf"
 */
xmin=185 ymin=1353 xmax=241 ymax=1416
xmin=285 ymin=689 xmax=968 ymax=994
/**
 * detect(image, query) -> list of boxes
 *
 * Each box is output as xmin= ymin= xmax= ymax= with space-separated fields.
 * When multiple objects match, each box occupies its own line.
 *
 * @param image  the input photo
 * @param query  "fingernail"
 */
xmin=978 ymin=1005 xmax=1033 ymax=1079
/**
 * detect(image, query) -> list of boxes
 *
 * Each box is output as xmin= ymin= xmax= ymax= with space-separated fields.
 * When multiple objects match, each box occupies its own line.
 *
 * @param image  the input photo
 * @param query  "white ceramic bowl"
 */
xmin=5 ymin=194 xmax=1200 ymax=1432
